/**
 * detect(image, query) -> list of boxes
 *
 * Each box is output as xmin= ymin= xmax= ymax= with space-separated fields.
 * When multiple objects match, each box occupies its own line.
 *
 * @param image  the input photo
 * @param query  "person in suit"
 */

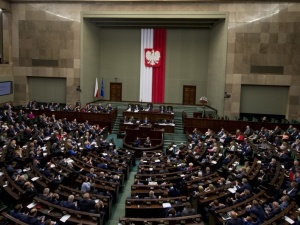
xmin=133 ymin=137 xmax=141 ymax=147
xmin=227 ymin=211 xmax=243 ymax=225
xmin=143 ymin=117 xmax=149 ymax=124
xmin=181 ymin=202 xmax=196 ymax=216
xmin=10 ymin=204 xmax=25 ymax=220
xmin=265 ymin=201 xmax=281 ymax=219
xmin=283 ymin=181 xmax=299 ymax=200
xmin=144 ymin=137 xmax=151 ymax=148
xmin=79 ymin=193 xmax=96 ymax=213
xmin=237 ymin=178 xmax=252 ymax=193
xmin=245 ymin=200 xmax=265 ymax=223
xmin=50 ymin=193 xmax=60 ymax=205
xmin=21 ymin=208 xmax=45 ymax=225
xmin=60 ymin=195 xmax=80 ymax=210
xmin=159 ymin=105 xmax=165 ymax=113
xmin=126 ymin=104 xmax=133 ymax=112
xmin=145 ymin=190 xmax=157 ymax=199
xmin=39 ymin=188 xmax=52 ymax=202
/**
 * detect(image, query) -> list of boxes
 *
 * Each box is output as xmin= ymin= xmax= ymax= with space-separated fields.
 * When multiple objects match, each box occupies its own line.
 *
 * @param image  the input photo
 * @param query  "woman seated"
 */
xmin=144 ymin=137 xmax=151 ymax=148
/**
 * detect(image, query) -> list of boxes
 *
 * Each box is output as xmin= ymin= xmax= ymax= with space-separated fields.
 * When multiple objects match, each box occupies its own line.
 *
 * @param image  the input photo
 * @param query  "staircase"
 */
xmin=162 ymin=111 xmax=187 ymax=152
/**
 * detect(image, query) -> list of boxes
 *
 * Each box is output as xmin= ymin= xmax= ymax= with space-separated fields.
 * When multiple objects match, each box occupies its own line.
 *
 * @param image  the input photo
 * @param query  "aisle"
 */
xmin=106 ymin=160 xmax=138 ymax=225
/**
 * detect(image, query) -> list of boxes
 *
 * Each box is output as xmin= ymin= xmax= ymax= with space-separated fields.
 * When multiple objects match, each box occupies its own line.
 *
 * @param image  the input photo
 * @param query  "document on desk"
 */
xmin=27 ymin=202 xmax=37 ymax=209
xmin=31 ymin=177 xmax=40 ymax=181
xmin=284 ymin=216 xmax=295 ymax=224
xmin=162 ymin=203 xmax=171 ymax=208
xmin=228 ymin=186 xmax=237 ymax=193
xmin=60 ymin=214 xmax=71 ymax=222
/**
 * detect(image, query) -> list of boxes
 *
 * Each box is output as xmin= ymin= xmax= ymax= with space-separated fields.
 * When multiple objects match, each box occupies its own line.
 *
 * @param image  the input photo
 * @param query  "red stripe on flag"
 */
xmin=152 ymin=29 xmax=166 ymax=103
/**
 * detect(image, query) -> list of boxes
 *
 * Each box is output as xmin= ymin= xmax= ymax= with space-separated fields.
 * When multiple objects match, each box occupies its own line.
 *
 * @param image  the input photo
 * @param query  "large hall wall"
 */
xmin=5 ymin=2 xmax=300 ymax=120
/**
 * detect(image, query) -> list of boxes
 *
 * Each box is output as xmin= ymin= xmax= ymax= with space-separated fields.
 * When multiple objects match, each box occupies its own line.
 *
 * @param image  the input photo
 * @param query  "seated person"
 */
xmin=145 ymin=103 xmax=153 ymax=111
xmin=133 ymin=137 xmax=141 ymax=147
xmin=134 ymin=104 xmax=140 ymax=112
xmin=145 ymin=190 xmax=157 ymax=199
xmin=60 ymin=194 xmax=80 ymax=210
xmin=126 ymin=104 xmax=133 ymax=112
xmin=159 ymin=105 xmax=165 ymax=113
xmin=79 ymin=193 xmax=96 ymax=213
xmin=166 ymin=106 xmax=173 ymax=114
xmin=181 ymin=202 xmax=197 ymax=216
xmin=144 ymin=137 xmax=151 ymax=147
xmin=265 ymin=201 xmax=281 ymax=219
xmin=143 ymin=117 xmax=149 ymax=124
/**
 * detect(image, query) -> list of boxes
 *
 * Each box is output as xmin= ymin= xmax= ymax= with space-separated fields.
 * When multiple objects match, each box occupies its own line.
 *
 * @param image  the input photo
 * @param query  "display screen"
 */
xmin=0 ymin=81 xmax=13 ymax=96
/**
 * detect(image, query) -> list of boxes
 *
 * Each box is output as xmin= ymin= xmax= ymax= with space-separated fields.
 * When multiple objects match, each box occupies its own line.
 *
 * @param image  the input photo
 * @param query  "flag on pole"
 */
xmin=94 ymin=78 xmax=99 ymax=98
xmin=101 ymin=78 xmax=104 ymax=97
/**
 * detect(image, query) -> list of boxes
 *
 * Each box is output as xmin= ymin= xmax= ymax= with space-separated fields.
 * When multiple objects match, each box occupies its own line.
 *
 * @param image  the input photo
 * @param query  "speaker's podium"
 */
xmin=123 ymin=124 xmax=164 ymax=157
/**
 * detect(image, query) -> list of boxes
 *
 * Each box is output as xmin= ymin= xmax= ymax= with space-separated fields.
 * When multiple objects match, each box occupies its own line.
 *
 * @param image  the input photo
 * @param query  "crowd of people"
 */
xmin=129 ymin=123 xmax=300 ymax=224
xmin=0 ymin=102 xmax=134 ymax=225
xmin=25 ymin=100 xmax=114 ymax=113
xmin=1 ymin=101 xmax=300 ymax=225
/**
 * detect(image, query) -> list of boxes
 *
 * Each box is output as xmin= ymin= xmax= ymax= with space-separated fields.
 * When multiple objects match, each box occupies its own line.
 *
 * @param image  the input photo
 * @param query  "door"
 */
xmin=110 ymin=83 xmax=122 ymax=101
xmin=182 ymin=85 xmax=196 ymax=105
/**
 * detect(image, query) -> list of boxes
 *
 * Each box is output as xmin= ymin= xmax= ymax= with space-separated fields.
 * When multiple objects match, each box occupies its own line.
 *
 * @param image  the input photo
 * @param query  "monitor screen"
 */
xmin=0 ymin=81 xmax=12 ymax=96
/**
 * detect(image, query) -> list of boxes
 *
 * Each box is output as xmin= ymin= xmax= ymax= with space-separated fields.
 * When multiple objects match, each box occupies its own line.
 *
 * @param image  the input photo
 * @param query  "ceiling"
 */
xmin=87 ymin=17 xmax=224 ymax=29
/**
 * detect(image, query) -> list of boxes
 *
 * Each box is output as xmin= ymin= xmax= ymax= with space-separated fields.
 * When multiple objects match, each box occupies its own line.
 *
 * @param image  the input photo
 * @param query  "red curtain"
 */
xmin=152 ymin=29 xmax=166 ymax=103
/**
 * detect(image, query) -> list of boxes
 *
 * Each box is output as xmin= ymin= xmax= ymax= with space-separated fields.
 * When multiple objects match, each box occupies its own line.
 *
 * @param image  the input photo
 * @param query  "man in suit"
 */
xmin=60 ymin=195 xmax=80 ymax=210
xmin=283 ymin=181 xmax=299 ymax=200
xmin=265 ymin=201 xmax=281 ymax=219
xmin=181 ymin=202 xmax=196 ymax=216
xmin=21 ymin=208 xmax=45 ymax=225
xmin=227 ymin=211 xmax=243 ymax=225
xmin=245 ymin=200 xmax=265 ymax=222
xmin=79 ymin=193 xmax=96 ymax=213
xmin=133 ymin=137 xmax=141 ymax=147
xmin=237 ymin=178 xmax=252 ymax=193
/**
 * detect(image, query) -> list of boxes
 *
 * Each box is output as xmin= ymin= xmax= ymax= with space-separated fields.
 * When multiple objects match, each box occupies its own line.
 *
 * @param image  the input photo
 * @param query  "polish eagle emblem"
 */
xmin=145 ymin=49 xmax=161 ymax=67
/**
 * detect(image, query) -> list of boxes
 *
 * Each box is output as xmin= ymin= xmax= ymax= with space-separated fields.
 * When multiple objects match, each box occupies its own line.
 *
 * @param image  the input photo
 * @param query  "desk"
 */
xmin=123 ymin=126 xmax=164 ymax=157
xmin=119 ymin=123 xmax=175 ymax=133
xmin=123 ymin=111 xmax=174 ymax=123
xmin=24 ymin=108 xmax=118 ymax=131
xmin=125 ymin=196 xmax=187 ymax=218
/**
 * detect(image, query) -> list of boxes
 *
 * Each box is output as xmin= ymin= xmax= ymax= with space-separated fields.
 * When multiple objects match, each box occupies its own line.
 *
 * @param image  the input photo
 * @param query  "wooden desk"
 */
xmin=123 ymin=111 xmax=174 ymax=123
xmin=123 ymin=126 xmax=164 ymax=157
xmin=33 ymin=196 xmax=104 ymax=225
xmin=125 ymin=196 xmax=188 ymax=218
xmin=119 ymin=123 xmax=175 ymax=133
xmin=183 ymin=113 xmax=300 ymax=134
xmin=24 ymin=108 xmax=118 ymax=131
xmin=119 ymin=214 xmax=203 ymax=225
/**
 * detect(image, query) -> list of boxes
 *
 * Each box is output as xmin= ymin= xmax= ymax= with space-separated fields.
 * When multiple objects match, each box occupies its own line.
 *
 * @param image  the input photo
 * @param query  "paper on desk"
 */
xmin=31 ymin=177 xmax=40 ymax=181
xmin=60 ymin=214 xmax=71 ymax=222
xmin=228 ymin=186 xmax=237 ymax=193
xmin=211 ymin=161 xmax=217 ymax=164
xmin=95 ymin=199 xmax=99 ymax=203
xmin=27 ymin=202 xmax=37 ymax=209
xmin=23 ymin=168 xmax=30 ymax=172
xmin=0 ymin=172 xmax=3 ymax=176
xmin=284 ymin=216 xmax=294 ymax=224
xmin=162 ymin=203 xmax=171 ymax=208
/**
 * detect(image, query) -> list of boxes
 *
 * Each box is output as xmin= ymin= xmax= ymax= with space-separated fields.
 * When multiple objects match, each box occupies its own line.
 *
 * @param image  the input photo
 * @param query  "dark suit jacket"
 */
xmin=227 ymin=218 xmax=243 ymax=225
xmin=266 ymin=207 xmax=281 ymax=219
xmin=60 ymin=200 xmax=79 ymax=210
xmin=246 ymin=205 xmax=265 ymax=222
xmin=285 ymin=187 xmax=299 ymax=199
xmin=79 ymin=199 xmax=95 ymax=212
